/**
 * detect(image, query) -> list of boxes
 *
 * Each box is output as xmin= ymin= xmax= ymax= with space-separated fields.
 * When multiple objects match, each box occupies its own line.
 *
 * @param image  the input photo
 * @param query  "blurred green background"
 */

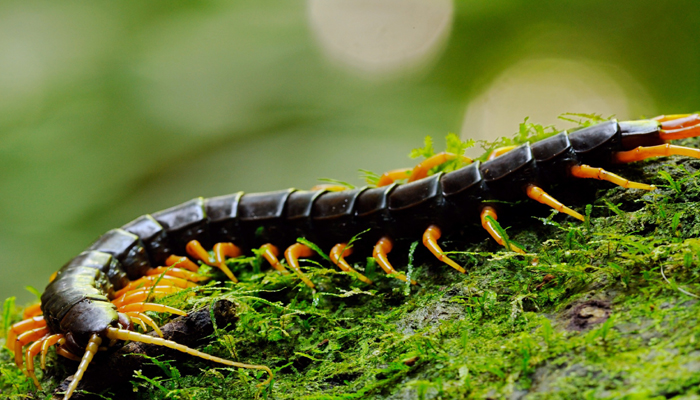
xmin=1 ymin=0 xmax=698 ymax=304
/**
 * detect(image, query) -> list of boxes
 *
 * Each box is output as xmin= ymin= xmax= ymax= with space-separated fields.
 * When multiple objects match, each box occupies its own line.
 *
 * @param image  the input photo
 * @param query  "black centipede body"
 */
xmin=38 ymin=119 xmax=668 ymax=350
xmin=16 ymin=114 xmax=692 ymax=400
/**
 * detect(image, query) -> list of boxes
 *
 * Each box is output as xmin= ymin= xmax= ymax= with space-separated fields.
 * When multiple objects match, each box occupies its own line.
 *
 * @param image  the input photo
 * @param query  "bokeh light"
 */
xmin=307 ymin=0 xmax=453 ymax=76
xmin=461 ymin=58 xmax=655 ymax=156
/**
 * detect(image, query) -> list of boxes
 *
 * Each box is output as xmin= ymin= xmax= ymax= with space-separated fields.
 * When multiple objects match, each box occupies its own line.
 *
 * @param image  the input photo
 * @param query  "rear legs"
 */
xmin=614 ymin=113 xmax=700 ymax=163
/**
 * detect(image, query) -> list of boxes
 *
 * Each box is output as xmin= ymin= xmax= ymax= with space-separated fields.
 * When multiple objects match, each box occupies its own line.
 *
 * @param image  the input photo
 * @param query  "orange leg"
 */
xmin=14 ymin=327 xmax=49 ymax=370
xmin=613 ymin=144 xmax=700 ymax=163
xmin=124 ymin=311 xmax=163 ymax=337
xmin=129 ymin=313 xmax=148 ymax=331
xmin=422 ymin=225 xmax=466 ymax=273
xmin=186 ymin=240 xmax=239 ymax=283
xmin=213 ymin=242 xmax=242 ymax=283
xmin=114 ymin=275 xmax=197 ymax=298
xmin=186 ymin=240 xmax=216 ymax=263
xmin=309 ymin=184 xmax=347 ymax=192
xmin=487 ymin=146 xmax=518 ymax=161
xmin=570 ymin=164 xmax=655 ymax=190
xmin=260 ymin=244 xmax=289 ymax=274
xmin=117 ymin=302 xmax=187 ymax=316
xmin=214 ymin=242 xmax=242 ymax=263
xmin=377 ymin=153 xmax=472 ymax=187
xmin=56 ymin=345 xmax=81 ymax=362
xmin=653 ymin=113 xmax=695 ymax=123
xmin=525 ymin=184 xmax=584 ymax=221
xmin=372 ymin=237 xmax=416 ymax=284
xmin=41 ymin=334 xmax=63 ymax=369
xmin=377 ymin=168 xmax=412 ymax=187
xmin=165 ymin=255 xmax=200 ymax=272
xmin=330 ymin=243 xmax=373 ymax=284
xmin=112 ymin=286 xmax=181 ymax=308
xmin=653 ymin=114 xmax=700 ymax=140
xmin=284 ymin=243 xmax=316 ymax=289
xmin=25 ymin=344 xmax=43 ymax=388
xmin=22 ymin=304 xmax=43 ymax=319
xmin=480 ymin=206 xmax=526 ymax=254
xmin=6 ymin=316 xmax=46 ymax=353
xmin=146 ymin=267 xmax=206 ymax=282
xmin=408 ymin=152 xmax=472 ymax=182
xmin=26 ymin=338 xmax=52 ymax=388
xmin=660 ymin=125 xmax=700 ymax=141
xmin=655 ymin=113 xmax=700 ymax=127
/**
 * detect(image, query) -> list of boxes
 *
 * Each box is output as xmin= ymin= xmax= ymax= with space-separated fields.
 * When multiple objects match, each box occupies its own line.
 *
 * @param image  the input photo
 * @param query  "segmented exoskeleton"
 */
xmin=6 ymin=113 xmax=700 ymax=399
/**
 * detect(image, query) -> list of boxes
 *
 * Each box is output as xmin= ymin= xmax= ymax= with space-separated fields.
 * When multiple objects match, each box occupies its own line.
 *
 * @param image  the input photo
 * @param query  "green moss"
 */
xmin=3 ymin=126 xmax=700 ymax=399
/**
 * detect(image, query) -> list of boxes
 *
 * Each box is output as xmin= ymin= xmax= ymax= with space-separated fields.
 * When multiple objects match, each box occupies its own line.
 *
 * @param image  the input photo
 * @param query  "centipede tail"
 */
xmin=10 ymin=113 xmax=700 ymax=398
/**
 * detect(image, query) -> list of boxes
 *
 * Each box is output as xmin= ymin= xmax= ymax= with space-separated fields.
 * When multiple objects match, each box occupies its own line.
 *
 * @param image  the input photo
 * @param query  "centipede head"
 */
xmin=55 ymin=310 xmax=272 ymax=400
xmin=62 ymin=334 xmax=102 ymax=400
xmin=50 ymin=301 xmax=132 ymax=399
xmin=57 ymin=300 xmax=120 ymax=354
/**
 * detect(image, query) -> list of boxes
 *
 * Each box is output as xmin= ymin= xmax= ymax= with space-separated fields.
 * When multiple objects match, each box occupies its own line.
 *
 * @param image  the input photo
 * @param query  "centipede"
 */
xmin=4 ymin=113 xmax=700 ymax=399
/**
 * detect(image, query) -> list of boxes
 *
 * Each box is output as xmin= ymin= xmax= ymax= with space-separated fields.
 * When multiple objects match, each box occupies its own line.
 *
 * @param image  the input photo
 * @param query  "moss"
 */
xmin=3 ymin=129 xmax=700 ymax=400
